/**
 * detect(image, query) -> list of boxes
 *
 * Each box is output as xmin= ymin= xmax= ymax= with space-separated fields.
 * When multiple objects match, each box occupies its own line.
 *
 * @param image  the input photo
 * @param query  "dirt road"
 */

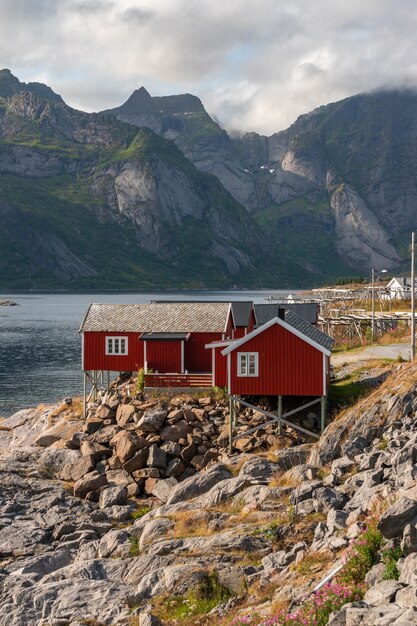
xmin=332 ymin=342 xmax=411 ymax=367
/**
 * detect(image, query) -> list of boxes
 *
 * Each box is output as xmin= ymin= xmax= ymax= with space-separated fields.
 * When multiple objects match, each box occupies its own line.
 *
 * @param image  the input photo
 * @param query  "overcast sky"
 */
xmin=1 ymin=0 xmax=417 ymax=134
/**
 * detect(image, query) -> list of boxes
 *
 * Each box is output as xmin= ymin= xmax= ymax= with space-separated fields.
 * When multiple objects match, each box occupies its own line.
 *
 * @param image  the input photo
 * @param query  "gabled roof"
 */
xmin=230 ymin=301 xmax=253 ymax=327
xmin=222 ymin=310 xmax=334 ymax=356
xmin=254 ymin=302 xmax=318 ymax=325
xmin=80 ymin=302 xmax=231 ymax=333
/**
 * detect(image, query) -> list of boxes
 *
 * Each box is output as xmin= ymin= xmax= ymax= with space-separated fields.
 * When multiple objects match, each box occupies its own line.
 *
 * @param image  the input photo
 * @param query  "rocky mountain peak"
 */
xmin=0 ymin=68 xmax=63 ymax=103
xmin=119 ymin=86 xmax=155 ymax=113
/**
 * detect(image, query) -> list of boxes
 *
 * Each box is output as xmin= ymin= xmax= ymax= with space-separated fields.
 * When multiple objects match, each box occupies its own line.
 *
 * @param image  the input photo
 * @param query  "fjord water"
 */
xmin=0 ymin=291 xmax=294 ymax=418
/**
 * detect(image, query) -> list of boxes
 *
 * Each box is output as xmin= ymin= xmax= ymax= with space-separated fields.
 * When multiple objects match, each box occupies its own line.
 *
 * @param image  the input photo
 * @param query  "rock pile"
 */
xmin=33 ymin=382 xmax=304 ymax=506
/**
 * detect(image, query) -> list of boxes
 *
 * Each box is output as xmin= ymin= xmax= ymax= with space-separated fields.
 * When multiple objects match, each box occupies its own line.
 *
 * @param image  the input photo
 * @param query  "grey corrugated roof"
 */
xmin=284 ymin=310 xmax=334 ymax=351
xmin=140 ymin=332 xmax=188 ymax=340
xmin=80 ymin=302 xmax=231 ymax=333
xmin=254 ymin=303 xmax=318 ymax=325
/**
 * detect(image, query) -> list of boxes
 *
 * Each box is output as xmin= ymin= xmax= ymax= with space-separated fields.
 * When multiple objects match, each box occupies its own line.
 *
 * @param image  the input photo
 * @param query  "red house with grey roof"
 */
xmin=80 ymin=301 xmax=333 ymax=397
xmin=80 ymin=302 xmax=234 ymax=388
xmin=206 ymin=309 xmax=333 ymax=397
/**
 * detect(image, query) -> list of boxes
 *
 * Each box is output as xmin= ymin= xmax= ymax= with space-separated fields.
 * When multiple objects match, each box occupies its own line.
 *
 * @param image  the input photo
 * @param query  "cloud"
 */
xmin=1 ymin=0 xmax=417 ymax=133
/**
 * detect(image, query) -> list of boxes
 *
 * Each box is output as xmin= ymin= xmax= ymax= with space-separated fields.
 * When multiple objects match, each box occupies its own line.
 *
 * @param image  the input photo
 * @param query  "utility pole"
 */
xmin=371 ymin=268 xmax=375 ymax=343
xmin=412 ymin=232 xmax=415 ymax=361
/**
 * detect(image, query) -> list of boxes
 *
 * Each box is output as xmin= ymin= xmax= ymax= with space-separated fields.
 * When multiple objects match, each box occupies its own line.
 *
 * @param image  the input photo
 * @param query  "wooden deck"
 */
xmin=144 ymin=373 xmax=212 ymax=388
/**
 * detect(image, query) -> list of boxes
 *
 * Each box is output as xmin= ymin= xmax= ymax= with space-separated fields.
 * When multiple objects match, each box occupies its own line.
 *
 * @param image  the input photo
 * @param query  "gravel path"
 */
xmin=332 ymin=342 xmax=411 ymax=366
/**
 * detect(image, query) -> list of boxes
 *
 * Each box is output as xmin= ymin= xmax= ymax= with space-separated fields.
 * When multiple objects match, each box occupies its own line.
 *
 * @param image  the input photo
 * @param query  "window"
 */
xmin=237 ymin=352 xmax=258 ymax=376
xmin=106 ymin=336 xmax=128 ymax=355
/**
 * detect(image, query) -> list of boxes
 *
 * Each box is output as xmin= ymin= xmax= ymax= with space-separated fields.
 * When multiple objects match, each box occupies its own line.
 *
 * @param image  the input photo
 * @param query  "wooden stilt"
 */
xmin=229 ymin=396 xmax=234 ymax=455
xmin=320 ymin=396 xmax=327 ymax=433
xmin=277 ymin=395 xmax=283 ymax=435
xmin=83 ymin=372 xmax=87 ymax=418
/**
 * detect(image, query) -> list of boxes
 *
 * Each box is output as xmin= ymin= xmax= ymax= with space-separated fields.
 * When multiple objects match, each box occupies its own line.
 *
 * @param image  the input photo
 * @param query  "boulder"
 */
xmin=150 ymin=477 xmax=178 ymax=503
xmin=401 ymin=523 xmax=417 ymax=556
xmin=112 ymin=431 xmax=148 ymax=463
xmin=399 ymin=553 xmax=417 ymax=585
xmin=166 ymin=458 xmax=186 ymax=478
xmin=238 ymin=457 xmax=277 ymax=482
xmin=137 ymin=406 xmax=167 ymax=432
xmin=147 ymin=445 xmax=167 ymax=469
xmin=99 ymin=485 xmax=128 ymax=508
xmin=80 ymin=440 xmax=111 ymax=462
xmin=166 ymin=463 xmax=232 ymax=505
xmin=59 ymin=455 xmax=95 ymax=482
xmin=363 ymin=580 xmax=404 ymax=606
xmin=139 ymin=517 xmax=174 ymax=549
xmin=313 ymin=487 xmax=347 ymax=513
xmin=378 ymin=497 xmax=417 ymax=539
xmin=122 ymin=448 xmax=149 ymax=473
xmin=73 ymin=471 xmax=108 ymax=498
xmin=116 ymin=403 xmax=136 ymax=426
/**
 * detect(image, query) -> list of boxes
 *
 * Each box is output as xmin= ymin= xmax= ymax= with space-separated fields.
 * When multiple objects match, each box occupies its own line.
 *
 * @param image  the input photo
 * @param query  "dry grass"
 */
xmin=291 ymin=549 xmax=334 ymax=577
xmin=170 ymin=511 xmax=215 ymax=539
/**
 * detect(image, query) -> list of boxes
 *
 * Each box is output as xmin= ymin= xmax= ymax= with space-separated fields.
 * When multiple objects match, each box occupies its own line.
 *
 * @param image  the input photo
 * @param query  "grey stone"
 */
xmin=122 ymin=448 xmax=149 ymax=473
xmin=238 ymin=457 xmax=277 ymax=482
xmin=99 ymin=485 xmax=128 ymax=508
xmin=363 ymin=580 xmax=403 ymax=606
xmin=150 ymin=477 xmax=178 ymax=503
xmin=137 ymin=406 xmax=167 ymax=432
xmin=139 ymin=517 xmax=175 ymax=549
xmin=147 ymin=445 xmax=167 ymax=469
xmin=166 ymin=463 xmax=231 ymax=505
xmin=401 ymin=523 xmax=417 ymax=556
xmin=73 ymin=471 xmax=108 ymax=498
xmin=378 ymin=497 xmax=417 ymax=539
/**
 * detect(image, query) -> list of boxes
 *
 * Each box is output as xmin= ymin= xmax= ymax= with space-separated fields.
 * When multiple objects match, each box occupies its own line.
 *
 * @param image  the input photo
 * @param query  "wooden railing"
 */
xmin=144 ymin=373 xmax=212 ymax=388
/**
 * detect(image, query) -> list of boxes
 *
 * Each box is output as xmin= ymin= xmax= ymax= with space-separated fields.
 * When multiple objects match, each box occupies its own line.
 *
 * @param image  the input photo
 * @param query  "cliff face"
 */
xmin=109 ymin=87 xmax=417 ymax=276
xmin=0 ymin=73 xmax=286 ymax=289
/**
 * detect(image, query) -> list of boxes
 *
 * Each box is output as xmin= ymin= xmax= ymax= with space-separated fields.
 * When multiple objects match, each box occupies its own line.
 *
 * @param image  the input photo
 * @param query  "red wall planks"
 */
xmin=185 ymin=333 xmax=223 ymax=372
xmin=145 ymin=340 xmax=182 ymax=373
xmin=83 ymin=332 xmax=144 ymax=372
xmin=228 ymin=322 xmax=326 ymax=397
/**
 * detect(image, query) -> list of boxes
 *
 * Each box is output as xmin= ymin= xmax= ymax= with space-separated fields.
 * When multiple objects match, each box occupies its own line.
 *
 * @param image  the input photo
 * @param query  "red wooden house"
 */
xmin=80 ymin=302 xmax=234 ymax=388
xmin=206 ymin=309 xmax=333 ymax=397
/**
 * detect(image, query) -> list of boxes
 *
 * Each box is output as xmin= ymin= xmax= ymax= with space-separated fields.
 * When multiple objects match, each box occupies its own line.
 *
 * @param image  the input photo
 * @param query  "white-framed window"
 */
xmin=105 ymin=336 xmax=128 ymax=355
xmin=237 ymin=352 xmax=259 ymax=376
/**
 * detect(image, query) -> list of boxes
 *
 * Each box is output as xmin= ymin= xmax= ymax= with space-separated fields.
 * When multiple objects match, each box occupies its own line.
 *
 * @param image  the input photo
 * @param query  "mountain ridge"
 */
xmin=1 ymin=68 xmax=416 ymax=289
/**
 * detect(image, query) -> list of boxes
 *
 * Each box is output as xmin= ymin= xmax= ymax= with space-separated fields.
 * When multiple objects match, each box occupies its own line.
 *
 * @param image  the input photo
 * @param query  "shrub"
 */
xmin=338 ymin=513 xmax=383 ymax=585
xmin=136 ymin=368 xmax=145 ymax=394
xmin=131 ymin=506 xmax=151 ymax=520
xmin=156 ymin=573 xmax=232 ymax=620
xmin=129 ymin=536 xmax=140 ymax=557
xmin=382 ymin=546 xmax=403 ymax=580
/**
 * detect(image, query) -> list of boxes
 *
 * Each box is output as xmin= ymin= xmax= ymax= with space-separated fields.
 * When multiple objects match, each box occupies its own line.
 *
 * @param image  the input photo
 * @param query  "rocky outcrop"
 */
xmin=4 ymin=365 xmax=417 ymax=624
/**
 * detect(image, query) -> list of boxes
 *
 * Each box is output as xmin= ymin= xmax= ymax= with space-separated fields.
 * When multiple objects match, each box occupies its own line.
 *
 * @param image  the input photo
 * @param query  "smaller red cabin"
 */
xmin=207 ymin=310 xmax=333 ymax=397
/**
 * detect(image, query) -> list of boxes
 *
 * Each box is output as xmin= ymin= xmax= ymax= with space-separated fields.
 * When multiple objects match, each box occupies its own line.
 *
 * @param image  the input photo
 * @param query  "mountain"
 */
xmin=108 ymin=87 xmax=417 ymax=275
xmin=1 ymin=69 xmax=416 ymax=290
xmin=0 ymin=70 xmax=300 ymax=290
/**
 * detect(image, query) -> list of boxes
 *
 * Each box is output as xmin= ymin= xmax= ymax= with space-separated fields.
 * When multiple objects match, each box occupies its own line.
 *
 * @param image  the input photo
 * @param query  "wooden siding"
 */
xmin=185 ymin=332 xmax=222 ymax=372
xmin=83 ymin=331 xmax=143 ymax=371
xmin=229 ymin=323 xmax=325 ymax=396
xmin=145 ymin=340 xmax=182 ymax=373
xmin=145 ymin=373 xmax=212 ymax=388
xmin=213 ymin=346 xmax=228 ymax=387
